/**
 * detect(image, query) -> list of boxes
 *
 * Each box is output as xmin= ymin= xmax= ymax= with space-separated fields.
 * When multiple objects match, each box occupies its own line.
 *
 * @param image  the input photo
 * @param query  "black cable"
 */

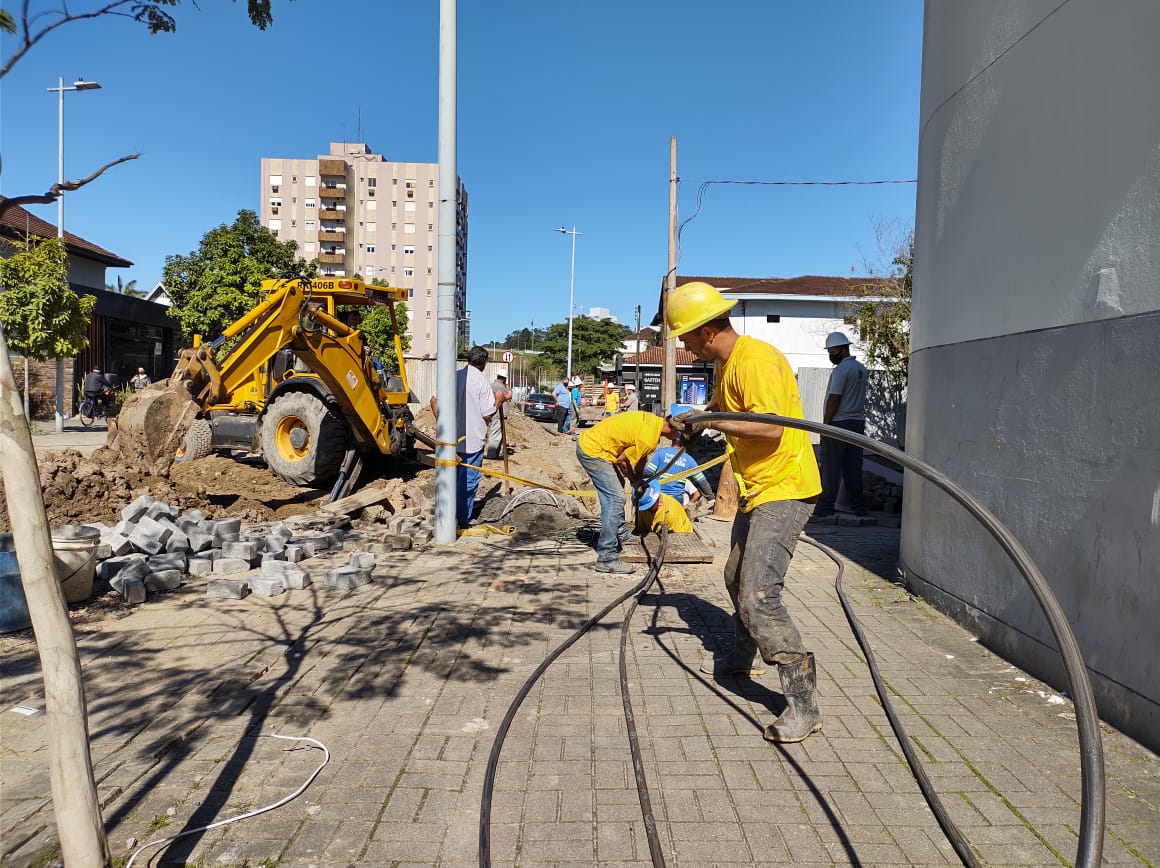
xmin=693 ymin=410 xmax=1105 ymax=868
xmin=618 ymin=527 xmax=669 ymax=868
xmin=799 ymin=533 xmax=980 ymax=866
xmin=479 ymin=536 xmax=669 ymax=867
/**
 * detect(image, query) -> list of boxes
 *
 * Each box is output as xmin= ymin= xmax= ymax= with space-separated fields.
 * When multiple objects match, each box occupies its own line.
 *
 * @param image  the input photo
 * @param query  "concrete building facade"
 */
xmin=260 ymin=142 xmax=468 ymax=358
xmin=904 ymin=2 xmax=1160 ymax=750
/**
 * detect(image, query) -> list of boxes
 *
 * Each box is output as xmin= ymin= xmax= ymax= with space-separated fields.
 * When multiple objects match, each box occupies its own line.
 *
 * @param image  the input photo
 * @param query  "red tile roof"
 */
xmin=677 ymin=274 xmax=879 ymax=298
xmin=623 ymin=346 xmax=700 ymax=366
xmin=0 ymin=197 xmax=132 ymax=267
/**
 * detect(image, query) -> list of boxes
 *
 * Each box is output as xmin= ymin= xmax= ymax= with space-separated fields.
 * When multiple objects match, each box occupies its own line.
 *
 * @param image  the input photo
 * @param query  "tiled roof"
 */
xmin=677 ymin=274 xmax=880 ymax=298
xmin=0 ymin=198 xmax=133 ymax=267
xmin=623 ymin=346 xmax=700 ymax=366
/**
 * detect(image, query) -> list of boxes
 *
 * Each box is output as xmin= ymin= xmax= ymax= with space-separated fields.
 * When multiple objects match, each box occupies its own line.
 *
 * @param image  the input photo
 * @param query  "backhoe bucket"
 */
xmin=114 ymin=380 xmax=201 ymax=476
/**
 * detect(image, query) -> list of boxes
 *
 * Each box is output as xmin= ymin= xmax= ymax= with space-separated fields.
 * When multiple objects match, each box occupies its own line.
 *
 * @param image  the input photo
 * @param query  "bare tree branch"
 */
xmin=0 ymin=153 xmax=141 ymax=218
xmin=2 ymin=1 xmax=144 ymax=78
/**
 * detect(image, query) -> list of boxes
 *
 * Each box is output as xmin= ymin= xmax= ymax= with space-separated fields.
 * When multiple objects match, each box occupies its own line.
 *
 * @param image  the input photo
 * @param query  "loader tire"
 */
xmin=174 ymin=419 xmax=212 ymax=464
xmin=260 ymin=392 xmax=349 ymax=487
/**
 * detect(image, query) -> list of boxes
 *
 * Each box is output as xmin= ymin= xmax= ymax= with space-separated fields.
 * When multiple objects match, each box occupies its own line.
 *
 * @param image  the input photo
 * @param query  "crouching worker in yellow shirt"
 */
xmin=633 ymin=481 xmax=693 ymax=534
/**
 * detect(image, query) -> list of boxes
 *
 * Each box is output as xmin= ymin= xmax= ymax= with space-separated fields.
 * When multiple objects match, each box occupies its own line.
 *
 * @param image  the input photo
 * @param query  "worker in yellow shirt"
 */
xmin=666 ymin=281 xmax=824 ymax=744
xmin=604 ymin=386 xmax=620 ymax=415
xmin=633 ymin=482 xmax=693 ymax=534
xmin=577 ymin=410 xmax=680 ymax=574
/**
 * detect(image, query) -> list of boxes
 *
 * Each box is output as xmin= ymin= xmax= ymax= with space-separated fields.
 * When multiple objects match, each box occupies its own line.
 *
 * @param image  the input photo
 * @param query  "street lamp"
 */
xmin=46 ymin=76 xmax=102 ymax=433
xmin=552 ymin=225 xmax=581 ymax=379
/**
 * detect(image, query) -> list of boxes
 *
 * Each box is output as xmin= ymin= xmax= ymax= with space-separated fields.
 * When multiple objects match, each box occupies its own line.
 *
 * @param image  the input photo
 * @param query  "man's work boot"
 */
xmin=595 ymin=558 xmax=635 ymax=575
xmin=763 ymin=653 xmax=823 ymax=743
xmin=700 ymin=633 xmax=766 ymax=677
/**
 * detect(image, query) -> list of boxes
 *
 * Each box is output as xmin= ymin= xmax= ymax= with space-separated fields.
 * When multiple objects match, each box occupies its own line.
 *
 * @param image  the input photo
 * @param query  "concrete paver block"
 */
xmin=260 ymin=552 xmax=286 ymax=568
xmin=187 ymin=557 xmax=213 ymax=576
xmin=248 ymin=576 xmax=285 ymax=597
xmin=270 ymin=522 xmax=293 ymax=541
xmin=264 ymin=535 xmax=287 ymax=554
xmin=412 ymin=529 xmax=433 ymax=547
xmin=100 ymin=532 xmax=134 ymax=558
xmin=222 ymin=540 xmax=259 ymax=563
xmin=283 ymin=545 xmax=307 ymax=562
xmin=324 ymin=567 xmax=371 ymax=590
xmin=212 ymin=558 xmax=252 ymax=575
xmin=121 ymin=494 xmax=156 ymax=523
xmin=119 ymin=576 xmax=147 ymax=604
xmin=164 ymin=529 xmax=191 ymax=554
xmin=147 ymin=552 xmax=187 ymax=573
xmin=206 ymin=579 xmax=250 ymax=599
xmin=113 ymin=519 xmax=134 ymax=536
xmin=186 ymin=528 xmax=214 ymax=553
xmin=127 ymin=515 xmax=173 ymax=555
xmin=145 ymin=502 xmax=172 ymax=520
xmin=97 ymin=554 xmax=148 ymax=583
xmin=349 ymin=552 xmax=375 ymax=570
xmin=145 ymin=570 xmax=183 ymax=591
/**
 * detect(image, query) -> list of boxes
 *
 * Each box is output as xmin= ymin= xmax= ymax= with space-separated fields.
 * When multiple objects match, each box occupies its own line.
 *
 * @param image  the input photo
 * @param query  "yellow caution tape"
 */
xmin=656 ymin=453 xmax=728 ymax=486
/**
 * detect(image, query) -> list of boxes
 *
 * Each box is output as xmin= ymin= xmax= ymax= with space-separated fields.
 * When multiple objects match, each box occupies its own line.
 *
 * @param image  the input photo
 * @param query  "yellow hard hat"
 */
xmin=666 ymin=281 xmax=736 ymax=338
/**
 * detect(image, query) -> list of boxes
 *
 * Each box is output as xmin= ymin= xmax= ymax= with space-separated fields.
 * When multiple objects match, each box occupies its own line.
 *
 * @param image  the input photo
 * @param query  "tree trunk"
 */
xmin=0 ymin=326 xmax=109 ymax=867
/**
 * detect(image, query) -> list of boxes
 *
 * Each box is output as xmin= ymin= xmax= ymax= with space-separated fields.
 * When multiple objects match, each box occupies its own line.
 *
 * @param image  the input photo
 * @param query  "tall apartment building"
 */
xmin=259 ymin=142 xmax=469 ymax=357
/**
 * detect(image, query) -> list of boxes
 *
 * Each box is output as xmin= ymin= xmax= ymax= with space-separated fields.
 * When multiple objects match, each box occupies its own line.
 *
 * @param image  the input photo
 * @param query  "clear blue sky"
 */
xmin=1 ymin=1 xmax=922 ymax=345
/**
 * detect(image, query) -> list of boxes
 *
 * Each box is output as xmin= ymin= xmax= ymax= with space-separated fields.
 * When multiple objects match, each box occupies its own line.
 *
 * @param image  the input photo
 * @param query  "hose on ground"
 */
xmin=694 ymin=410 xmax=1104 ymax=868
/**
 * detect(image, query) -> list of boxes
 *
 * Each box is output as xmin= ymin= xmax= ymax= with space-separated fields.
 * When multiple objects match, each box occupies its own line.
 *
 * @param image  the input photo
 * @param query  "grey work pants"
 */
xmin=722 ymin=499 xmax=814 ymax=664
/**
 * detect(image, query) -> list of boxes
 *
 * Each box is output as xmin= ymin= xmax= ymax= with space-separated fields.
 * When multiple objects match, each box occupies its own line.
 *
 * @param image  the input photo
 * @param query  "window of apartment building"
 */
xmin=404 ymin=201 xmax=416 ymax=212
xmin=403 ymin=245 xmax=415 ymax=256
xmin=405 ymin=180 xmax=416 ymax=189
xmin=428 ymin=245 xmax=433 ymax=252
xmin=367 ymin=200 xmax=377 ymax=211
xmin=270 ymin=174 xmax=282 ymax=187
xmin=427 ymin=223 xmax=433 ymax=231
xmin=392 ymin=222 xmax=397 ymax=230
xmin=366 ymin=244 xmax=375 ymax=253
xmin=426 ymin=311 xmax=431 ymax=319
xmin=367 ymin=177 xmax=377 ymax=187
xmin=408 ymin=288 xmax=414 ymax=298
xmin=305 ymin=220 xmax=315 ymax=230
xmin=403 ymin=268 xmax=414 ymax=278
xmin=368 ymin=188 xmax=375 ymax=197
xmin=269 ymin=219 xmax=281 ymax=231
xmin=269 ymin=198 xmax=282 ymax=208
xmin=305 ymin=175 xmax=316 ymax=186
xmin=291 ymin=219 xmax=296 ymax=228
xmin=391 ymin=244 xmax=397 ymax=251
xmin=305 ymin=199 xmax=316 ymax=208
xmin=392 ymin=178 xmax=398 ymax=185
xmin=366 ymin=222 xmax=376 ymax=233
xmin=428 ymin=179 xmax=434 ymax=187
xmin=305 ymin=242 xmax=316 ymax=253
xmin=392 ymin=200 xmax=397 ymax=207
xmin=404 ymin=223 xmax=416 ymax=234
xmin=426 ymin=288 xmax=432 ymax=297
xmin=427 ymin=267 xmax=433 ymax=275
xmin=292 ymin=175 xmax=297 ymax=183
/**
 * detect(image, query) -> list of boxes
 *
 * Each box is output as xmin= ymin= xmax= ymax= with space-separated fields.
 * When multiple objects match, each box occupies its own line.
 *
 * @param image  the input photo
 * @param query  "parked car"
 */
xmin=522 ymin=392 xmax=557 ymax=422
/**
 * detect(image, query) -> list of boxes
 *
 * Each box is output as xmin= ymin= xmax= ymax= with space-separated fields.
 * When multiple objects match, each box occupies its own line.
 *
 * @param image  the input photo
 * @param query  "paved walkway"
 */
xmin=29 ymin=421 xmax=109 ymax=456
xmin=1 ymin=518 xmax=1157 ymax=866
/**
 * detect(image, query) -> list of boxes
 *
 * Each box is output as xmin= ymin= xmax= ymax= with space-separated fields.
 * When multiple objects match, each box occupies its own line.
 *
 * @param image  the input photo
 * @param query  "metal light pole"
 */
xmin=552 ymin=226 xmax=581 ymax=379
xmin=46 ymin=76 xmax=102 ymax=434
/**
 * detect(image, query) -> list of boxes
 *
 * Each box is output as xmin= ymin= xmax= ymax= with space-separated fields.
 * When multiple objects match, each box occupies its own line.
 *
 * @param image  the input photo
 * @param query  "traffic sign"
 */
xmin=502 ymin=351 xmax=514 ymax=363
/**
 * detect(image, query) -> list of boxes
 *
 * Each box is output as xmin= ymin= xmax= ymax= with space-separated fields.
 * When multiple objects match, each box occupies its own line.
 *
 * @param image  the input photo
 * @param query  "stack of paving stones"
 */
xmin=83 ymin=490 xmax=436 ymax=606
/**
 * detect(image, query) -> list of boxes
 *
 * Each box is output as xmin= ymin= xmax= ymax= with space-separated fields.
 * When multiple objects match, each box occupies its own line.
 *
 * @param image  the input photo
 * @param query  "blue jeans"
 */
xmin=457 ymin=449 xmax=484 ymax=528
xmin=576 ymin=445 xmax=629 ymax=561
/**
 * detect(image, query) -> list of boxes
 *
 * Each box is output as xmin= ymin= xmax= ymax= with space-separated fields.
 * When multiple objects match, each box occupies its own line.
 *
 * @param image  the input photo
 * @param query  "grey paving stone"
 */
xmin=206 ymin=579 xmax=251 ymax=599
xmin=248 ymin=576 xmax=285 ymax=597
xmin=144 ymin=569 xmax=182 ymax=591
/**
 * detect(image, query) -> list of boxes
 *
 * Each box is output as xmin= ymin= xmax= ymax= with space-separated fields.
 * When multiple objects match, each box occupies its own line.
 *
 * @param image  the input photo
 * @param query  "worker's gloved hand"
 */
xmin=671 ymin=409 xmax=710 ymax=436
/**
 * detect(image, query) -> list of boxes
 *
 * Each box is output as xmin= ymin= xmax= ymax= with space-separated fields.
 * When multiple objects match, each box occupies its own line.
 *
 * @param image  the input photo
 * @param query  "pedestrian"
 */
xmin=567 ymin=377 xmax=583 ymax=434
xmin=429 ymin=346 xmax=497 ymax=530
xmin=621 ymin=383 xmax=639 ymax=412
xmin=666 ymin=281 xmax=824 ymax=743
xmin=129 ymin=367 xmax=151 ymax=392
xmin=553 ymin=377 xmax=571 ymax=433
xmin=604 ymin=385 xmax=620 ymax=415
xmin=485 ymin=367 xmax=513 ymax=460
xmin=633 ymin=481 xmax=693 ymax=534
xmin=644 ymin=405 xmax=715 ymax=507
xmin=814 ymin=332 xmax=869 ymax=518
xmin=576 ymin=409 xmax=680 ymax=574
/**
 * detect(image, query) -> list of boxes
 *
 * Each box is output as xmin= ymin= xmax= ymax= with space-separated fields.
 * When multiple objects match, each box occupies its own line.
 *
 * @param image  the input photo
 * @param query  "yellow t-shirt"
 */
xmin=715 ymin=335 xmax=821 ymax=510
xmin=605 ymin=391 xmax=620 ymax=413
xmin=636 ymin=493 xmax=693 ymax=534
xmin=578 ymin=411 xmax=664 ymax=468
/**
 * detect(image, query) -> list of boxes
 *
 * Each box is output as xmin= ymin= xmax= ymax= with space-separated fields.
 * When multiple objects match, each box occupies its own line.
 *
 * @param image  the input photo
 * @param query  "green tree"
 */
xmin=0 ymin=236 xmax=95 ymax=359
xmin=105 ymin=276 xmax=145 ymax=297
xmin=162 ymin=209 xmax=313 ymax=340
xmin=853 ymin=227 xmax=913 ymax=384
xmin=537 ymin=316 xmax=629 ymax=379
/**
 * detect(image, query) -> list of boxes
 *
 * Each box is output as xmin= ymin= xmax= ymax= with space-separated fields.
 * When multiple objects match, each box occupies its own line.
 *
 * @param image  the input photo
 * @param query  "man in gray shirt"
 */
xmin=815 ymin=332 xmax=868 ymax=517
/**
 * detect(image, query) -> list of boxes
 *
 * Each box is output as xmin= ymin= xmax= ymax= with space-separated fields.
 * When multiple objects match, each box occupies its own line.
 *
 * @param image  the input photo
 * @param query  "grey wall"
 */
xmin=905 ymin=0 xmax=1160 ymax=750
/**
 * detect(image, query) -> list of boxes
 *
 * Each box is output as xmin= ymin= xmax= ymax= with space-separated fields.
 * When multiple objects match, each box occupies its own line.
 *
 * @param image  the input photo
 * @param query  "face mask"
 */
xmin=828 ymin=351 xmax=842 ymax=365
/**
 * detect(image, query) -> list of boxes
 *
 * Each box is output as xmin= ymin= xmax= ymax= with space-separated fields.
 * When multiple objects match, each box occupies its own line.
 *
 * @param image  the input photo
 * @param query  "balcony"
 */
xmin=318 ymin=159 xmax=345 ymax=177
xmin=317 ymin=253 xmax=345 ymax=265
xmin=317 ymin=231 xmax=344 ymax=242
xmin=319 ymin=208 xmax=345 ymax=220
xmin=319 ymin=185 xmax=346 ymax=199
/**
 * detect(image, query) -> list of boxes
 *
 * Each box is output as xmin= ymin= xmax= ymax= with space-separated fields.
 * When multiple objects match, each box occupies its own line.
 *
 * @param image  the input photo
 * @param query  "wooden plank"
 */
xmin=319 ymin=486 xmax=393 ymax=515
xmin=620 ymin=531 xmax=714 ymax=564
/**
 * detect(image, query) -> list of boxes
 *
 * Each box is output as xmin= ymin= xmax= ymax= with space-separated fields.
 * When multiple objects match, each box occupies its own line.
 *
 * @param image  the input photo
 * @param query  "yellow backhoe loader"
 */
xmin=116 ymin=277 xmax=415 ymax=498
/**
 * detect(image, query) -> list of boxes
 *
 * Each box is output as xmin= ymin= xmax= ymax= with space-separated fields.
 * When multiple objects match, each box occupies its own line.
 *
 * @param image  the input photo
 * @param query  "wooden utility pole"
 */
xmin=662 ymin=136 xmax=678 ymax=412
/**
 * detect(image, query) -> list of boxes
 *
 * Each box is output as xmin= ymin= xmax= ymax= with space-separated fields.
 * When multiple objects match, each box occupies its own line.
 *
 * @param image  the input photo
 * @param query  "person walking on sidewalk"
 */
xmin=576 ymin=410 xmax=680 ymax=574
xmin=553 ymin=378 xmax=571 ymax=433
xmin=485 ymin=368 xmax=512 ymax=459
xmin=666 ymin=281 xmax=824 ymax=744
xmin=430 ymin=346 xmax=496 ymax=530
xmin=814 ymin=332 xmax=869 ymax=518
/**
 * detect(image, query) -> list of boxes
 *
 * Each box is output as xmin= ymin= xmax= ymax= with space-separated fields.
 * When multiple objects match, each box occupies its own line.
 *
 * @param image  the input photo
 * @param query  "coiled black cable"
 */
xmin=479 ymin=530 xmax=669 ymax=866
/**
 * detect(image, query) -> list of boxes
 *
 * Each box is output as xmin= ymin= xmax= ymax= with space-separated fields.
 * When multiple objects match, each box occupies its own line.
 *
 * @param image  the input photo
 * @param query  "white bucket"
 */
xmin=50 ymin=525 xmax=101 ymax=603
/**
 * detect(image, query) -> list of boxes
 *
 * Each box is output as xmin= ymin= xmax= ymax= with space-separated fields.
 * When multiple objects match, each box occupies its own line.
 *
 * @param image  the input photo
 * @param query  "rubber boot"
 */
xmin=700 ymin=627 xmax=766 ymax=677
xmin=763 ymin=653 xmax=823 ymax=743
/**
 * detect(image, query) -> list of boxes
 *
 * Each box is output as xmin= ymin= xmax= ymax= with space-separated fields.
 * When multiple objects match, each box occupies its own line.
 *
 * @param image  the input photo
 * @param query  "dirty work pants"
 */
xmin=576 ymin=445 xmax=629 ymax=562
xmin=456 ymin=449 xmax=484 ymax=528
xmin=485 ymin=413 xmax=504 ymax=460
xmin=818 ymin=419 xmax=866 ymax=513
xmin=723 ymin=499 xmax=813 ymax=664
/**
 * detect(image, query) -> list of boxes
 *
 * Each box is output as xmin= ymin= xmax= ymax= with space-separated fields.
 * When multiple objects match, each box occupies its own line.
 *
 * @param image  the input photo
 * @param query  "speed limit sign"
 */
xmin=502 ymin=350 xmax=514 ymax=363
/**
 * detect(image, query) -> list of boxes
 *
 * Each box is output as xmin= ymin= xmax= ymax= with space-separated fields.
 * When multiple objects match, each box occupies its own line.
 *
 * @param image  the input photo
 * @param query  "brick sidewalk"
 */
xmin=2 ymin=520 xmax=1157 ymax=866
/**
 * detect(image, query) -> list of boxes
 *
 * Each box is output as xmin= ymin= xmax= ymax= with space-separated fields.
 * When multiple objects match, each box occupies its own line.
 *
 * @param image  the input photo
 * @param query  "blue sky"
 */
xmin=1 ymin=1 xmax=922 ymax=344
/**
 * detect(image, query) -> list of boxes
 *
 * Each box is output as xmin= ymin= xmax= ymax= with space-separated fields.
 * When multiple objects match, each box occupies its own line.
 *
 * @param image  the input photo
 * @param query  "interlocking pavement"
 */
xmin=2 ymin=517 xmax=1157 ymax=866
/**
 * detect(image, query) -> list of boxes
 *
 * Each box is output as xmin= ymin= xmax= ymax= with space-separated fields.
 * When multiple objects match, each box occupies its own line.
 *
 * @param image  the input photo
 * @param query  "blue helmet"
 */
xmin=635 ymin=481 xmax=661 ymax=511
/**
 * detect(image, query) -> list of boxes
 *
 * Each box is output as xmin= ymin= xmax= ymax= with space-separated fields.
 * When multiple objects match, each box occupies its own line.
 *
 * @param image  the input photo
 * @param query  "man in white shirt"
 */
xmin=430 ymin=346 xmax=497 ymax=529
xmin=815 ymin=332 xmax=869 ymax=517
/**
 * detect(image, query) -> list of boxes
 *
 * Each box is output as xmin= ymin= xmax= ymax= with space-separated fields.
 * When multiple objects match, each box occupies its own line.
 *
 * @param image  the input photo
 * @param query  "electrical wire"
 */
xmin=124 ymin=734 xmax=330 ymax=868
xmin=478 ymin=533 xmax=669 ymax=867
